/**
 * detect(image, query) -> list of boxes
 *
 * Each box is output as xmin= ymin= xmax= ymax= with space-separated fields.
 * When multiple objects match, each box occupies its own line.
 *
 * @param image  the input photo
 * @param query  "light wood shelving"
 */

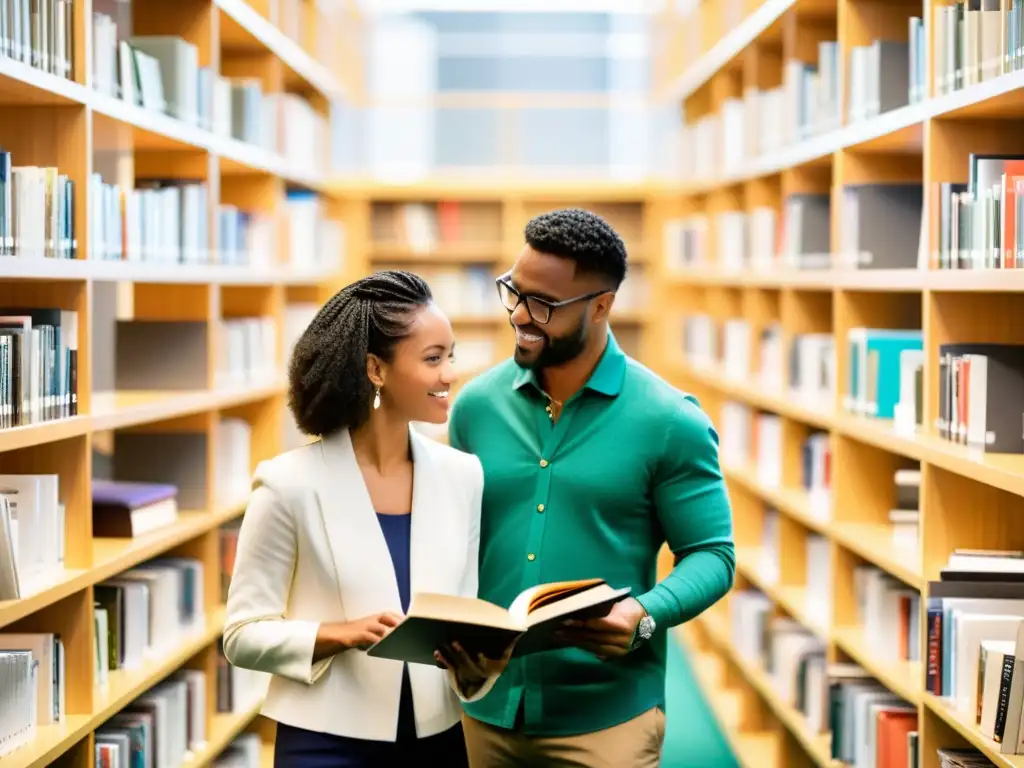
xmin=0 ymin=0 xmax=362 ymax=765
xmin=651 ymin=1 xmax=1024 ymax=767
xmin=329 ymin=182 xmax=660 ymax=392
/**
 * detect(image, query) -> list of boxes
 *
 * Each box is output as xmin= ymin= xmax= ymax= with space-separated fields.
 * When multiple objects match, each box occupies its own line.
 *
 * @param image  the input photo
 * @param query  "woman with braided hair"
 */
xmin=223 ymin=270 xmax=506 ymax=767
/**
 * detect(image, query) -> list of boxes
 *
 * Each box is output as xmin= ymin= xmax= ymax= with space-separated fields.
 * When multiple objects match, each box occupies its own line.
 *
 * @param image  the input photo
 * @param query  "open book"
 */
xmin=367 ymin=578 xmax=631 ymax=666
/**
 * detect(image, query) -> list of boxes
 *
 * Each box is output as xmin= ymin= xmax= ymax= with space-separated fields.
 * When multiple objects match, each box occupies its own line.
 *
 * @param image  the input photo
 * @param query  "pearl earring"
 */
xmin=373 ymin=387 xmax=381 ymax=410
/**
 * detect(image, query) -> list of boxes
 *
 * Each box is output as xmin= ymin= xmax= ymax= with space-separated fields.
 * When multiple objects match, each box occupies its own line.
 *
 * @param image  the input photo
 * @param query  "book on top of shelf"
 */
xmin=91 ymin=479 xmax=179 ymax=539
xmin=936 ymin=343 xmax=1024 ymax=453
xmin=932 ymin=155 xmax=1024 ymax=270
xmin=367 ymin=578 xmax=631 ymax=666
xmin=845 ymin=328 xmax=923 ymax=419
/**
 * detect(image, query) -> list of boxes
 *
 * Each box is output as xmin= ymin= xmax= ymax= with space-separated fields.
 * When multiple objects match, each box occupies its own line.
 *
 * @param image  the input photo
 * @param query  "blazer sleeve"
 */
xmin=223 ymin=478 xmax=332 ymax=686
xmin=445 ymin=454 xmax=501 ymax=703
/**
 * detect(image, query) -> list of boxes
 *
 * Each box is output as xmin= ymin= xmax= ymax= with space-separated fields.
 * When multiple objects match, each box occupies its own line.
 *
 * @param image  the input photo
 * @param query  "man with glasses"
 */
xmin=448 ymin=208 xmax=736 ymax=767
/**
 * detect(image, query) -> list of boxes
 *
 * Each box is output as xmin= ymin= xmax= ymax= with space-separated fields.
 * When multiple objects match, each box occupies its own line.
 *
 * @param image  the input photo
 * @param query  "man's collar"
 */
xmin=512 ymin=329 xmax=626 ymax=397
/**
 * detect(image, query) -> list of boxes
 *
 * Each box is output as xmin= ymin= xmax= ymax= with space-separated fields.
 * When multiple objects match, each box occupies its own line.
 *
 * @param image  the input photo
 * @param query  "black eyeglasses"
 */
xmin=495 ymin=274 xmax=608 ymax=325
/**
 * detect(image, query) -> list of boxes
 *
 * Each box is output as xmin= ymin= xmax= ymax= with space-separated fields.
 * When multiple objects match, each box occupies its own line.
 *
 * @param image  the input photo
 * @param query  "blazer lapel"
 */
xmin=407 ymin=429 xmax=462 ymax=598
xmin=408 ymin=429 xmax=434 ymax=600
xmin=314 ymin=430 xmax=403 ymax=618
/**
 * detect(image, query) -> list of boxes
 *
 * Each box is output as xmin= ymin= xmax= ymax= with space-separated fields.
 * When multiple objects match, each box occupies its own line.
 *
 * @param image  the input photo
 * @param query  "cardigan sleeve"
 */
xmin=223 ymin=479 xmax=333 ymax=685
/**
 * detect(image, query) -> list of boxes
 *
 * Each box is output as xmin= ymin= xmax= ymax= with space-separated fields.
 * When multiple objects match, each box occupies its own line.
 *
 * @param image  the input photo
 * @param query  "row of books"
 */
xmin=0 ymin=307 xmax=79 ymax=429
xmin=721 ymin=407 xmax=834 ymax=516
xmin=371 ymin=201 xmax=503 ymax=252
xmin=730 ymin=583 xmax=923 ymax=766
xmin=0 ymin=0 xmax=72 ymax=81
xmin=666 ymin=154 xmax=1024 ymax=275
xmin=215 ymin=317 xmax=278 ymax=389
xmin=930 ymin=154 xmax=1024 ymax=271
xmin=2 ymin=531 xmax=266 ymax=761
xmin=214 ymin=420 xmax=255 ymax=512
xmin=678 ymin=32 xmax=918 ymax=183
xmin=733 ymin=511 xmax=1024 ymax=756
xmin=396 ymin=266 xmax=501 ymax=320
xmin=845 ymin=327 xmax=922 ymax=426
xmin=846 ymin=329 xmax=1024 ymax=456
xmin=0 ymin=148 xmax=342 ymax=271
xmin=729 ymin=586 xmax=921 ymax=767
xmin=721 ymin=397 xmax=919 ymax=552
xmin=848 ymin=39 xmax=915 ymax=123
xmin=802 ymin=430 xmax=832 ymax=517
xmin=93 ymin=665 xmax=265 ymax=767
xmin=94 ymin=556 xmax=206 ymax=683
xmin=215 ymin=641 xmax=267 ymax=717
xmin=0 ymin=156 xmax=77 ymax=261
xmin=721 ymin=405 xmax=783 ymax=490
xmin=756 ymin=508 xmax=833 ymax=628
xmin=719 ymin=399 xmax=922 ymax=562
xmin=89 ymin=175 xmax=344 ymax=270
xmin=683 ymin=316 xmax=836 ymax=405
xmin=91 ymin=26 xmax=212 ymax=130
xmin=214 ymin=732 xmax=262 ymax=767
xmin=89 ymin=23 xmax=329 ymax=176
xmin=890 ymin=467 xmax=921 ymax=553
xmin=663 ymin=186 xmax=924 ymax=274
xmin=719 ymin=582 xmax=1024 ymax=766
xmin=858 ymin=561 xmax=922 ymax=665
xmin=90 ymin=177 xmax=211 ymax=265
xmin=0 ymin=300 xmax=332 ymax=433
xmin=3 ymin=426 xmax=251 ymax=596
xmin=925 ymin=549 xmax=1024 ymax=755
xmin=0 ymin=473 xmax=64 ymax=601
xmin=0 ymin=632 xmax=65 ymax=756
xmin=368 ymin=201 xmax=646 ymax=256
xmin=934 ymin=0 xmax=1024 ymax=97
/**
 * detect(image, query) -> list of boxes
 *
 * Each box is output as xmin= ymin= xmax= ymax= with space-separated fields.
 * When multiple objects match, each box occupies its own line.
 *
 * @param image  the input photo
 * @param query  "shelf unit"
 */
xmin=652 ymin=1 xmax=1024 ymax=768
xmin=0 ymin=0 xmax=361 ymax=764
xmin=327 ymin=180 xmax=660 ymax=408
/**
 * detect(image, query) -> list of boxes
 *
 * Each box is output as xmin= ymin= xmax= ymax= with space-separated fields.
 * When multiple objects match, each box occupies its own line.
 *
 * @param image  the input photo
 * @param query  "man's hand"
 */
xmin=554 ymin=597 xmax=647 ymax=659
xmin=434 ymin=640 xmax=515 ymax=695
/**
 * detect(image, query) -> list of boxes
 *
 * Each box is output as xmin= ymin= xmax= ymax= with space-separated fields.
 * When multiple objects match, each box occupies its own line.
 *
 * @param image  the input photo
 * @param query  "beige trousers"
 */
xmin=461 ymin=706 xmax=666 ymax=768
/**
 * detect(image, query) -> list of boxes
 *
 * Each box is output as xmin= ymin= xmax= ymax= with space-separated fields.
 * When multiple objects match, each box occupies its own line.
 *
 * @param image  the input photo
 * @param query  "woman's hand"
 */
xmin=434 ymin=640 xmax=515 ymax=692
xmin=315 ymin=612 xmax=402 ymax=659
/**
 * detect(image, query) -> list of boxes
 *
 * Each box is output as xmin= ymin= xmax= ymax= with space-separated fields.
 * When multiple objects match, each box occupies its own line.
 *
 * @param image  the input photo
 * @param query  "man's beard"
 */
xmin=514 ymin=316 xmax=588 ymax=370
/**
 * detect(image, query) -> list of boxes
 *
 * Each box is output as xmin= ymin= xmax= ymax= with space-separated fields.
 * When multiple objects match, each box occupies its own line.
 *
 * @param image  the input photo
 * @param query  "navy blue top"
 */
xmin=376 ymin=512 xmax=417 ymax=742
xmin=377 ymin=513 xmax=412 ymax=613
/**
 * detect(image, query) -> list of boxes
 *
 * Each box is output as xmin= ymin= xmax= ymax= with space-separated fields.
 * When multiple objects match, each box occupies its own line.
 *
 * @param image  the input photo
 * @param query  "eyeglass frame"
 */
xmin=494 ymin=273 xmax=610 ymax=325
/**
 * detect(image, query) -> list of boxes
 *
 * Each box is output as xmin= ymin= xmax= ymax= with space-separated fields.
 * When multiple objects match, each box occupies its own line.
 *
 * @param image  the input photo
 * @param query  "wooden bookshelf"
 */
xmin=652 ymin=1 xmax=1024 ymax=768
xmin=329 ymin=180 xmax=659 ymax=384
xmin=0 ymin=0 xmax=361 ymax=765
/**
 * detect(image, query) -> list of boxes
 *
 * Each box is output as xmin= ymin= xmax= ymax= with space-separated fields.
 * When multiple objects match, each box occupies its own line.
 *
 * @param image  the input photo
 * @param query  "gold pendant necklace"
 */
xmin=544 ymin=394 xmax=564 ymax=422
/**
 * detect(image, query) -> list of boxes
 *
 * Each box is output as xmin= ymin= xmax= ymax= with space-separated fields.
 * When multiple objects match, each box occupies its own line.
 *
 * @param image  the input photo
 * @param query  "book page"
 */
xmin=524 ymin=583 xmax=631 ymax=628
xmin=408 ymin=592 xmax=522 ymax=631
xmin=507 ymin=578 xmax=606 ymax=625
xmin=527 ymin=578 xmax=605 ymax=612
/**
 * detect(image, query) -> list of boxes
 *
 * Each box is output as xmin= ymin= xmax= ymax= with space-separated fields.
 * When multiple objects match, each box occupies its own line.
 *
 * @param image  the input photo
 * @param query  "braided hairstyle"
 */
xmin=287 ymin=269 xmax=433 ymax=437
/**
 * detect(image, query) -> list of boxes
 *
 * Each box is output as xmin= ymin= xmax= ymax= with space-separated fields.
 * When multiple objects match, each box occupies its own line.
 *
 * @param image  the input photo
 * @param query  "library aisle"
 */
xmin=651 ymin=0 xmax=1024 ymax=767
xmin=0 ymin=1 xmax=734 ymax=766
xmin=12 ymin=0 xmax=1024 ymax=766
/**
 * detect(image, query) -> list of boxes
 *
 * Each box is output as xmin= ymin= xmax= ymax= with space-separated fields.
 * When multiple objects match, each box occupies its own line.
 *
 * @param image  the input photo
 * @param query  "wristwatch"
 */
xmin=629 ymin=613 xmax=656 ymax=650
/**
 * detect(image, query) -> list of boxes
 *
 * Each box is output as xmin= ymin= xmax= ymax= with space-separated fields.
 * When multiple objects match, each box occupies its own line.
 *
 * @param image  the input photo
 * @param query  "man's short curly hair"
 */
xmin=287 ymin=269 xmax=432 ymax=437
xmin=524 ymin=208 xmax=628 ymax=289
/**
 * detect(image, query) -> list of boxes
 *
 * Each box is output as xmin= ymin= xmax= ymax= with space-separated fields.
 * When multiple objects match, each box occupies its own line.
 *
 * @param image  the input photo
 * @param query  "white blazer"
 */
xmin=223 ymin=426 xmax=484 ymax=742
